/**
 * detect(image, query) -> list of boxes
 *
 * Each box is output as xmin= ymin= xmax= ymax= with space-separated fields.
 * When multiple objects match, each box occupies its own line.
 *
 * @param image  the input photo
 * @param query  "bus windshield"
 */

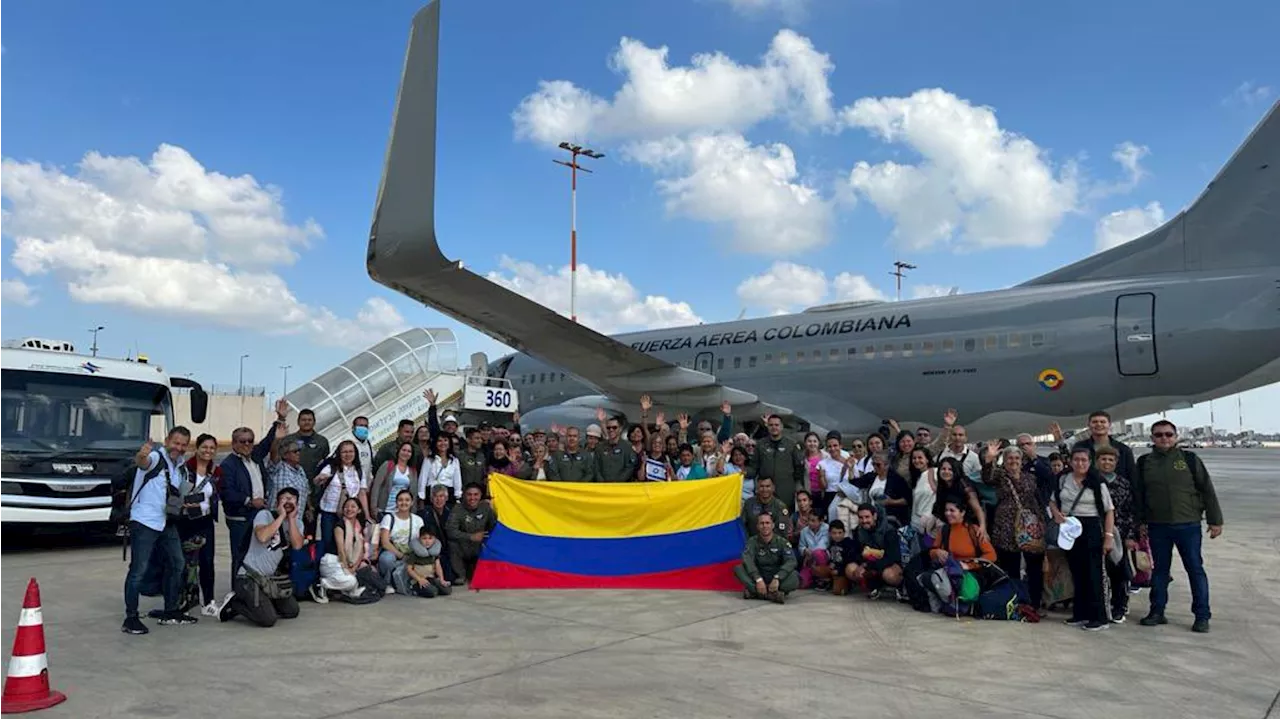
xmin=1 ymin=370 xmax=173 ymax=455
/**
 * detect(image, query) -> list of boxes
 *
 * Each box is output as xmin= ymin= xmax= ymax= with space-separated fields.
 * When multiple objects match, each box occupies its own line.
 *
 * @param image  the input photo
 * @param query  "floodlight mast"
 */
xmin=553 ymin=142 xmax=604 ymax=322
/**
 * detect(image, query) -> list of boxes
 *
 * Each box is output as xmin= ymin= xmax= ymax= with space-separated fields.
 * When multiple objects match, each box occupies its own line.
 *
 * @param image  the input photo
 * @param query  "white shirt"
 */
xmin=379 ymin=512 xmax=423 ymax=551
xmin=911 ymin=469 xmax=938 ymax=531
xmin=851 ymin=455 xmax=874 ymax=479
xmin=354 ymin=439 xmax=375 ymax=487
xmin=317 ymin=464 xmax=365 ymax=514
xmin=240 ymin=453 xmax=264 ymax=501
xmin=868 ymin=476 xmax=888 ymax=503
xmin=818 ymin=452 xmax=849 ymax=492
xmin=419 ymin=455 xmax=462 ymax=498
xmin=190 ymin=471 xmax=216 ymax=517
xmin=939 ymin=446 xmax=982 ymax=483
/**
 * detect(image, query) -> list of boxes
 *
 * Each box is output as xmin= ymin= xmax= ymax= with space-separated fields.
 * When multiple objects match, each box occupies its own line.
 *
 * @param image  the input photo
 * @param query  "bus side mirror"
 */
xmin=190 ymin=389 xmax=209 ymax=424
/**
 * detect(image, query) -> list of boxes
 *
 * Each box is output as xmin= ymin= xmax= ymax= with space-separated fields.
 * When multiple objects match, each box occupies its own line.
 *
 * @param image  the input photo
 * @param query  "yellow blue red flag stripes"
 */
xmin=470 ymin=473 xmax=746 ymax=591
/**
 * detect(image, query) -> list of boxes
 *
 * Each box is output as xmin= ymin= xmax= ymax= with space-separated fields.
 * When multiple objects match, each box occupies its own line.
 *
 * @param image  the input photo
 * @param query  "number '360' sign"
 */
xmin=463 ymin=385 xmax=518 ymax=413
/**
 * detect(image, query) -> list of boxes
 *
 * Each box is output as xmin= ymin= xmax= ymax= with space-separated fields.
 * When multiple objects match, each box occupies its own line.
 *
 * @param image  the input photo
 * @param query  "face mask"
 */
xmin=353 ymin=427 xmax=369 ymax=441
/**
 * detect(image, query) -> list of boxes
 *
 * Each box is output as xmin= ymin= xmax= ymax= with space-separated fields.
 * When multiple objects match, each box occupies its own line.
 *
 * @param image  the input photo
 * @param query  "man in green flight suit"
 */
xmin=734 ymin=513 xmax=797 ymax=603
xmin=741 ymin=476 xmax=790 ymax=538
xmin=751 ymin=414 xmax=804 ymax=510
xmin=548 ymin=426 xmax=597 ymax=482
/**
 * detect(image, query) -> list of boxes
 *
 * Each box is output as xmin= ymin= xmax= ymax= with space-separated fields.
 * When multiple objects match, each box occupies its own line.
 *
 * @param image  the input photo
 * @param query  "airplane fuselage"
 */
xmin=496 ymin=269 xmax=1280 ymax=437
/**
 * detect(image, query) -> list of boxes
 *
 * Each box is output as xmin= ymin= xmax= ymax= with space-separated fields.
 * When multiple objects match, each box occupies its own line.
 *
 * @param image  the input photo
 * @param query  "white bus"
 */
xmin=1 ymin=339 xmax=208 ymax=526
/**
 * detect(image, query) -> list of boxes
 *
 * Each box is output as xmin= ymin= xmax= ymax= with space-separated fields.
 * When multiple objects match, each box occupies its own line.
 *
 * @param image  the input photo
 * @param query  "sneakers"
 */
xmin=212 ymin=591 xmax=236 ymax=623
xmin=1139 ymin=613 xmax=1168 ymax=626
xmin=1191 ymin=618 xmax=1210 ymax=633
xmin=1110 ymin=610 xmax=1127 ymax=624
xmin=201 ymin=601 xmax=219 ymax=617
xmin=867 ymin=589 xmax=883 ymax=601
xmin=158 ymin=611 xmax=198 ymax=626
xmin=121 ymin=616 xmax=149 ymax=635
xmin=1082 ymin=620 xmax=1109 ymax=632
xmin=310 ymin=584 xmax=329 ymax=604
xmin=895 ymin=587 xmax=910 ymax=603
xmin=1063 ymin=618 xmax=1087 ymax=627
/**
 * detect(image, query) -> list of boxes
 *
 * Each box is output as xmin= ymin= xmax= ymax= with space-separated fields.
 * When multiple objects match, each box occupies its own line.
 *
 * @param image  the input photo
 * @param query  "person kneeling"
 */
xmin=848 ymin=504 xmax=904 ymax=600
xmin=405 ymin=526 xmax=453 ymax=598
xmin=215 ymin=487 xmax=305 ymax=627
xmin=734 ymin=514 xmax=798 ymax=604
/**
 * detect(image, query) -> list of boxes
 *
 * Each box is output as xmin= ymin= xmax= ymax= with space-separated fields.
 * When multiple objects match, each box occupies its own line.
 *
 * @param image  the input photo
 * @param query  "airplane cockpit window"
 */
xmin=964 ymin=338 xmax=976 ymax=352
xmin=902 ymin=342 xmax=914 ymax=357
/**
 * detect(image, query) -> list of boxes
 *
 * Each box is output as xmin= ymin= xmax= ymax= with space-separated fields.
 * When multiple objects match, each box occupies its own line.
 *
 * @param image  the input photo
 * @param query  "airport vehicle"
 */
xmin=1 ymin=339 xmax=208 ymax=525
xmin=368 ymin=1 xmax=1280 ymax=437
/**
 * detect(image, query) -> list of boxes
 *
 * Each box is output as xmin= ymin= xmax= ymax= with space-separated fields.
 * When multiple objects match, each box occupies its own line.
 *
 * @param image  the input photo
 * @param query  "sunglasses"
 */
xmin=1152 ymin=431 xmax=1175 ymax=438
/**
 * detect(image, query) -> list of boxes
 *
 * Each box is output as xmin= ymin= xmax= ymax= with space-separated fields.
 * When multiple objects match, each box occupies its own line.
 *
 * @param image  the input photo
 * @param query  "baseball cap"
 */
xmin=477 ymin=420 xmax=491 ymax=430
xmin=585 ymin=424 xmax=603 ymax=438
xmin=442 ymin=414 xmax=459 ymax=426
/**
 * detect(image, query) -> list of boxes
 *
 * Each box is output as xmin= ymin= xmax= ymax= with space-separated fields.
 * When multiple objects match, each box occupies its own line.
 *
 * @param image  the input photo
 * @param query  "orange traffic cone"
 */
xmin=2 ymin=579 xmax=66 ymax=714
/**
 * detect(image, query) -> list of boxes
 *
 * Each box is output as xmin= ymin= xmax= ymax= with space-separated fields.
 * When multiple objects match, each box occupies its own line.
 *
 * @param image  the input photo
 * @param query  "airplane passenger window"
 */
xmin=1008 ymin=333 xmax=1021 ymax=348
xmin=1030 ymin=332 xmax=1045 ymax=347
xmin=540 ymin=373 xmax=546 ymax=383
xmin=943 ymin=338 xmax=955 ymax=352
xmin=749 ymin=356 xmax=757 ymax=368
xmin=882 ymin=344 xmax=895 ymax=358
xmin=780 ymin=353 xmax=789 ymax=365
xmin=902 ymin=342 xmax=913 ymax=357
xmin=922 ymin=341 xmax=934 ymax=356
xmin=717 ymin=358 xmax=724 ymax=370
xmin=864 ymin=345 xmax=876 ymax=359
xmin=829 ymin=348 xmax=839 ymax=361
xmin=733 ymin=357 xmax=742 ymax=369
xmin=764 ymin=353 xmax=773 ymax=363
xmin=964 ymin=339 xmax=976 ymax=352
xmin=985 ymin=335 xmax=998 ymax=350
xmin=812 ymin=350 xmax=822 ymax=362
xmin=796 ymin=352 xmax=805 ymax=363
xmin=847 ymin=347 xmax=856 ymax=358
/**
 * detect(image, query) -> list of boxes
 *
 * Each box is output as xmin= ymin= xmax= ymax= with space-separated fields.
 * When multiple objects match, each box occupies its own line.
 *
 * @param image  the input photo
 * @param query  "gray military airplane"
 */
xmin=367 ymin=1 xmax=1280 ymax=438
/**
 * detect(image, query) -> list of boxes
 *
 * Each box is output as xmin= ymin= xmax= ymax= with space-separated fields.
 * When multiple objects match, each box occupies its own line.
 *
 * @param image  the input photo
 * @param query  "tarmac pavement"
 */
xmin=2 ymin=448 xmax=1278 ymax=718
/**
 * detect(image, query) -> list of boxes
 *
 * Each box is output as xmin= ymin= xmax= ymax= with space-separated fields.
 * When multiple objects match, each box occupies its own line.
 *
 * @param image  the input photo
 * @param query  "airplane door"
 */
xmin=694 ymin=351 xmax=715 ymax=374
xmin=1115 ymin=293 xmax=1158 ymax=376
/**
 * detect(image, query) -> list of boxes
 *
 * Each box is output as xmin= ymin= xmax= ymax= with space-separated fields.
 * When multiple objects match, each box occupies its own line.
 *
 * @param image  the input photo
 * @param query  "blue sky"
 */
xmin=3 ymin=0 xmax=1278 ymax=432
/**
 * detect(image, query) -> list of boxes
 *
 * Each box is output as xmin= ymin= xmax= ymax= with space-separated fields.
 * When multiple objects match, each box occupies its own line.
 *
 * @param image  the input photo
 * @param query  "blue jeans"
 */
xmin=227 ymin=516 xmax=252 ymax=580
xmin=319 ymin=512 xmax=339 ymax=557
xmin=378 ymin=550 xmax=402 ymax=583
xmin=1148 ymin=522 xmax=1211 ymax=620
xmin=124 ymin=521 xmax=183 ymax=618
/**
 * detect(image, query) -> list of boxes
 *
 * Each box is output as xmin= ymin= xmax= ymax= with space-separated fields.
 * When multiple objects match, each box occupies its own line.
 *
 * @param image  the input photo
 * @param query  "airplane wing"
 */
xmin=367 ymin=2 xmax=790 ymax=416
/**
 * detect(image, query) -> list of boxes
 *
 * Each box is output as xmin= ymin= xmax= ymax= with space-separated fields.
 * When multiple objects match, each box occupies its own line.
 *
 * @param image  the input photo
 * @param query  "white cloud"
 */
xmin=1 ymin=146 xmax=404 ymax=350
xmin=1 ymin=278 xmax=38 ymax=307
xmin=1094 ymin=201 xmax=1165 ymax=252
xmin=737 ymin=262 xmax=886 ymax=313
xmin=626 ymin=133 xmax=832 ymax=254
xmin=910 ymin=284 xmax=953 ymax=299
xmin=736 ymin=261 xmax=827 ymax=312
xmin=832 ymin=273 xmax=888 ymax=302
xmin=1111 ymin=141 xmax=1149 ymax=188
xmin=1223 ymin=80 xmax=1274 ymax=108
xmin=718 ymin=0 xmax=809 ymax=20
xmin=512 ymin=30 xmax=835 ymax=144
xmin=842 ymin=88 xmax=1079 ymax=251
xmin=485 ymin=255 xmax=700 ymax=334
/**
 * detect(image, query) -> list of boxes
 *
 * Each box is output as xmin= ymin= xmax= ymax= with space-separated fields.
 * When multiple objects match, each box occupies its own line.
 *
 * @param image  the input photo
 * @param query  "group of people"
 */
xmin=119 ymin=394 xmax=1222 ymax=638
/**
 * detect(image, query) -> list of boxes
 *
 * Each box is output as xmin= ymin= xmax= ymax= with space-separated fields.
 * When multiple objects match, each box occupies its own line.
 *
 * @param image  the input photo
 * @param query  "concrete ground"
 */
xmin=3 ymin=448 xmax=1278 ymax=718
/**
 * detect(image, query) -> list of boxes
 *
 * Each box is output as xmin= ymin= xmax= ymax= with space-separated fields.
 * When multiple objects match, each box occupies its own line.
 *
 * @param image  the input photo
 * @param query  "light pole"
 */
xmin=890 ymin=261 xmax=917 ymax=302
xmin=88 ymin=326 xmax=104 ymax=357
xmin=238 ymin=354 xmax=250 ymax=396
xmin=279 ymin=365 xmax=292 ymax=397
xmin=554 ymin=142 xmax=604 ymax=323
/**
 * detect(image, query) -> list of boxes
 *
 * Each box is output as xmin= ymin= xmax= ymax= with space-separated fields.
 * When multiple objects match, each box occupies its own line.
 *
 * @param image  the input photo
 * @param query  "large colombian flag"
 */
xmin=470 ymin=473 xmax=746 ymax=591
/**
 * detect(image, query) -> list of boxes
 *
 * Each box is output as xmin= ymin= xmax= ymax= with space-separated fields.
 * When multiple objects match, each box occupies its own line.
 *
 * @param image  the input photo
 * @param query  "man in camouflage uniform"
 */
xmin=734 ymin=513 xmax=797 ymax=603
xmin=741 ymin=476 xmax=791 ymax=538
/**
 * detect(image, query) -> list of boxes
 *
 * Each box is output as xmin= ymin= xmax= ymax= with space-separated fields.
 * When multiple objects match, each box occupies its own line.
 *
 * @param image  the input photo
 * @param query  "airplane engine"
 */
xmin=516 ymin=404 xmax=621 ymax=433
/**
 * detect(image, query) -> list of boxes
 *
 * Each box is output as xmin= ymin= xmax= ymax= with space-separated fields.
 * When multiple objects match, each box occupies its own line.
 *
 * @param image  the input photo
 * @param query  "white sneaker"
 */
xmin=385 ymin=585 xmax=395 ymax=595
xmin=309 ymin=584 xmax=329 ymax=604
xmin=201 ymin=601 xmax=219 ymax=617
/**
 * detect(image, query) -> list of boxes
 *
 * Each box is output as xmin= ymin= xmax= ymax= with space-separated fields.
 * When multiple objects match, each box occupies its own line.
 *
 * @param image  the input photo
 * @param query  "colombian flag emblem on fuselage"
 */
xmin=1038 ymin=368 xmax=1065 ymax=391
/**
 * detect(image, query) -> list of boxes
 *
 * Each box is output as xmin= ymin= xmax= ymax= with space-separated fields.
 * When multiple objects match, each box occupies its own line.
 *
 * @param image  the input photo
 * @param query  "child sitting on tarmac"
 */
xmin=404 ymin=526 xmax=453 ymax=598
xmin=798 ymin=511 xmax=831 ymax=589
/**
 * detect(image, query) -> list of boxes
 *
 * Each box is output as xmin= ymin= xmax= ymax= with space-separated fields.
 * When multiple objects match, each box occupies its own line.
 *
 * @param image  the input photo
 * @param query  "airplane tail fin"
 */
xmin=1023 ymin=100 xmax=1280 ymax=286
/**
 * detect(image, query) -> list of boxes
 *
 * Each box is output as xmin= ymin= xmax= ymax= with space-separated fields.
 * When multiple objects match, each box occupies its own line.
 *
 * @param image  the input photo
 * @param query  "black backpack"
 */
xmin=110 ymin=453 xmax=168 ymax=529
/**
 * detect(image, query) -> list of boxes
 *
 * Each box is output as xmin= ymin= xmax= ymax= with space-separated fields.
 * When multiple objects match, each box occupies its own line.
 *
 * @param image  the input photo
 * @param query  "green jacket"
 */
xmin=740 ymin=533 xmax=796 ymax=582
xmin=457 ymin=446 xmax=489 ymax=494
xmin=596 ymin=440 xmax=639 ymax=483
xmin=548 ymin=450 xmax=597 ymax=482
xmin=741 ymin=496 xmax=792 ymax=538
xmin=1133 ymin=448 xmax=1223 ymax=526
xmin=750 ymin=436 xmax=805 ymax=509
